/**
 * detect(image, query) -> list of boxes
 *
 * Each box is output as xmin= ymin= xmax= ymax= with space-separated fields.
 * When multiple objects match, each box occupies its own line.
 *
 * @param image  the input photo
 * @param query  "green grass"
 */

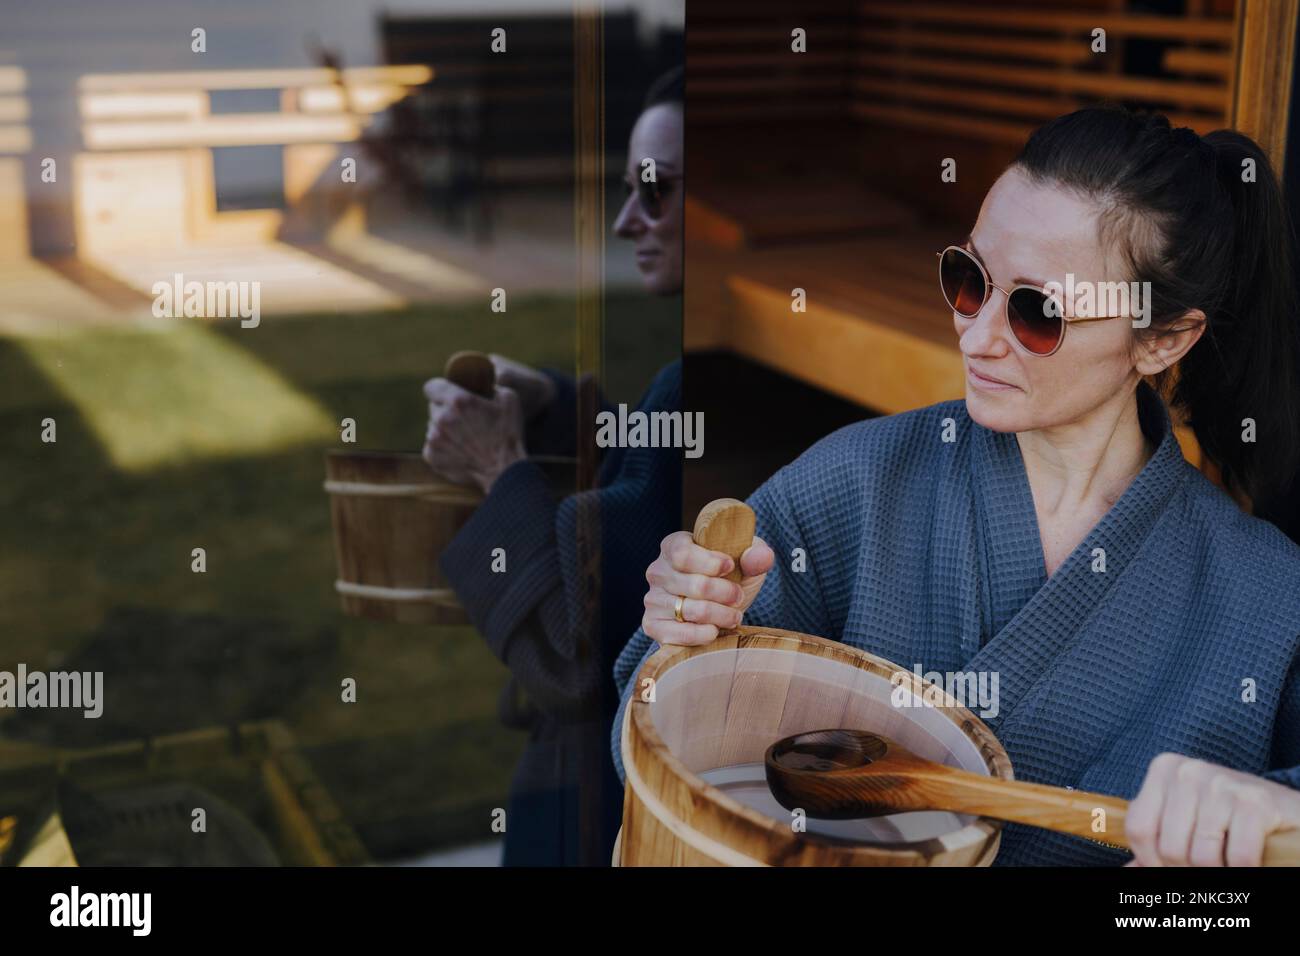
xmin=0 ymin=290 xmax=680 ymax=861
xmin=17 ymin=324 xmax=337 ymax=472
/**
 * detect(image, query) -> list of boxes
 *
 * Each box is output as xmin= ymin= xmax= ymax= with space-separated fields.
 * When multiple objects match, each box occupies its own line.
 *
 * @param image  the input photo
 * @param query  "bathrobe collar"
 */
xmin=962 ymin=381 xmax=1190 ymax=731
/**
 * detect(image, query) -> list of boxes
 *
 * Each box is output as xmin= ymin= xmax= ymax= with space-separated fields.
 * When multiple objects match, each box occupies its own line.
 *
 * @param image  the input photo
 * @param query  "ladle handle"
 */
xmin=692 ymin=498 xmax=755 ymax=586
xmin=1262 ymin=828 xmax=1300 ymax=866
xmin=922 ymin=767 xmax=1131 ymax=849
xmin=445 ymin=350 xmax=495 ymax=399
xmin=923 ymin=767 xmax=1300 ymax=863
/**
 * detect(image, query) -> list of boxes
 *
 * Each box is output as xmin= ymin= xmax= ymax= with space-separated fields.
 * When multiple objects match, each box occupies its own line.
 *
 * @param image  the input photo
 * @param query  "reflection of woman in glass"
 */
xmin=618 ymin=107 xmax=1300 ymax=866
xmin=422 ymin=67 xmax=684 ymax=866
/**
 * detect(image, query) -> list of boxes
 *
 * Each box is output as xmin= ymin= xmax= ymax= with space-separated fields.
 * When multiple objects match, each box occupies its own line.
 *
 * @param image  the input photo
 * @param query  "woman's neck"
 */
xmin=1016 ymin=385 xmax=1156 ymax=522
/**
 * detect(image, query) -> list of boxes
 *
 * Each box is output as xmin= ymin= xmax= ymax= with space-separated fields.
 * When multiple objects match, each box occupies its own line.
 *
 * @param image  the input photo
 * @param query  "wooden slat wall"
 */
xmin=686 ymin=0 xmax=1297 ymax=496
xmin=850 ymin=0 xmax=1237 ymax=221
xmin=689 ymin=0 xmax=859 ymax=126
xmin=687 ymin=1 xmax=1247 ymax=222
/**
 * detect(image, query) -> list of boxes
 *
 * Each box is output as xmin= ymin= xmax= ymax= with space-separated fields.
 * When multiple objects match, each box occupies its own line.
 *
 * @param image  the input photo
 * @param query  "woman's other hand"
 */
xmin=1125 ymin=752 xmax=1300 ymax=866
xmin=422 ymin=377 xmax=526 ymax=494
xmin=641 ymin=530 xmax=774 ymax=646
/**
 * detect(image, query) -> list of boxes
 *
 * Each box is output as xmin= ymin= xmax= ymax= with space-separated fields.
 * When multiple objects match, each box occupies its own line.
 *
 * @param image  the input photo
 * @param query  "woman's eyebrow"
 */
xmin=966 ymin=235 xmax=1053 ymax=289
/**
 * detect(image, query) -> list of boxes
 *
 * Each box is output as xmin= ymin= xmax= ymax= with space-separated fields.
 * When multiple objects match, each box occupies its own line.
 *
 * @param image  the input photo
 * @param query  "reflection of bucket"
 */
xmin=325 ymin=450 xmax=578 ymax=626
xmin=325 ymin=450 xmax=481 ymax=626
xmin=618 ymin=626 xmax=1012 ymax=866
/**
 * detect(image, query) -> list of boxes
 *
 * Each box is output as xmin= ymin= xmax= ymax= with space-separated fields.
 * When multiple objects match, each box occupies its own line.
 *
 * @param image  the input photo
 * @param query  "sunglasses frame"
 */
xmin=937 ymin=245 xmax=1130 ymax=357
xmin=623 ymin=172 xmax=682 ymax=220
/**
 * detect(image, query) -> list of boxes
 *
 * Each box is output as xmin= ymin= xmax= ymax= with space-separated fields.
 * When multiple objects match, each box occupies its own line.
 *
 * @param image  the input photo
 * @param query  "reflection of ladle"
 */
xmin=444 ymin=350 xmax=495 ymax=398
xmin=766 ymin=729 xmax=1300 ymax=864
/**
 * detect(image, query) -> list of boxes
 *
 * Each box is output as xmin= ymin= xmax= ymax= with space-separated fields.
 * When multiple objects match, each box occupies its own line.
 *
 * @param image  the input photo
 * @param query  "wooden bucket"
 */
xmin=325 ymin=450 xmax=482 ymax=626
xmin=324 ymin=350 xmax=495 ymax=626
xmin=617 ymin=498 xmax=1013 ymax=866
xmin=618 ymin=626 xmax=1013 ymax=866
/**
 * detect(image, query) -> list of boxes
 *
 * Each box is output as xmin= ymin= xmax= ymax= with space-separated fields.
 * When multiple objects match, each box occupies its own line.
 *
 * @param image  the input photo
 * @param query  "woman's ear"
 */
xmin=1134 ymin=309 xmax=1207 ymax=375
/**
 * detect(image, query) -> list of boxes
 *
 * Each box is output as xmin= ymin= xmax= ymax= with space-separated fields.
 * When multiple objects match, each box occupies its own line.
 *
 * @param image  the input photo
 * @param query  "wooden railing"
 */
xmin=76 ymin=66 xmax=432 ymax=150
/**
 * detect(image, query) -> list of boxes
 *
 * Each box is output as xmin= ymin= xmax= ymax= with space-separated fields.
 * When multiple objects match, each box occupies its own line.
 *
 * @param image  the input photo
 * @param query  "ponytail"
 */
xmin=1015 ymin=107 xmax=1300 ymax=502
xmin=1177 ymin=132 xmax=1300 ymax=501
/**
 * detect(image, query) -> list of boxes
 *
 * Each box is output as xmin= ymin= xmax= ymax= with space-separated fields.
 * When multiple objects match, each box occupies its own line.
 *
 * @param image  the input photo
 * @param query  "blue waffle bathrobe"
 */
xmin=612 ymin=382 xmax=1300 ymax=865
xmin=444 ymin=361 xmax=682 ymax=866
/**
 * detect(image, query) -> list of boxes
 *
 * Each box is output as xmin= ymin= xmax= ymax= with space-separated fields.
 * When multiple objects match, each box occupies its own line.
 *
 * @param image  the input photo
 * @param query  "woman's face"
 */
xmin=957 ymin=166 xmax=1143 ymax=433
xmin=614 ymin=103 xmax=683 ymax=296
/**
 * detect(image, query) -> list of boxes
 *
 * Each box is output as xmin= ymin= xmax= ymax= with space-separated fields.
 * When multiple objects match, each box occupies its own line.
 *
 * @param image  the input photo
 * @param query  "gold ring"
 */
xmin=673 ymin=594 xmax=685 ymax=623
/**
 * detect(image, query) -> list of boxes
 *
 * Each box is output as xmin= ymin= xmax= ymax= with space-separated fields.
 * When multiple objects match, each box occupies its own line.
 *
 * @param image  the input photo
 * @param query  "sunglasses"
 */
xmin=937 ymin=245 xmax=1128 ymax=356
xmin=622 ymin=173 xmax=680 ymax=220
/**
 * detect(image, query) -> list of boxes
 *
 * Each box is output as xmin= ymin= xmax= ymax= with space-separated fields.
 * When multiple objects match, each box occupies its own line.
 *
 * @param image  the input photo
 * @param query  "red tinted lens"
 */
xmin=1007 ymin=288 xmax=1063 ymax=355
xmin=638 ymin=178 xmax=666 ymax=218
xmin=940 ymin=249 xmax=987 ymax=316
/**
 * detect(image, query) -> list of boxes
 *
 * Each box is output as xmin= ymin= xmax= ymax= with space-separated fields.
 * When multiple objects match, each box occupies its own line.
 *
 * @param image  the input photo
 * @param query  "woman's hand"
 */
xmin=1125 ymin=752 xmax=1300 ymax=866
xmin=488 ymin=354 xmax=557 ymax=422
xmin=641 ymin=531 xmax=774 ymax=646
xmin=422 ymin=377 xmax=526 ymax=494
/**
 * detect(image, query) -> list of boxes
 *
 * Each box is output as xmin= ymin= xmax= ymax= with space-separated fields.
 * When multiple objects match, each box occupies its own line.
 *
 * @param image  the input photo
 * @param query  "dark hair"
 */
xmin=1013 ymin=105 xmax=1300 ymax=502
xmin=643 ymin=65 xmax=683 ymax=111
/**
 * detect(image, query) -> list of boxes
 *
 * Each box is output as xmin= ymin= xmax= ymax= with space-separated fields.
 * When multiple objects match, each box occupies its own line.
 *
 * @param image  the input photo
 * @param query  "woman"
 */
xmin=423 ymin=66 xmax=684 ymax=866
xmin=613 ymin=107 xmax=1300 ymax=867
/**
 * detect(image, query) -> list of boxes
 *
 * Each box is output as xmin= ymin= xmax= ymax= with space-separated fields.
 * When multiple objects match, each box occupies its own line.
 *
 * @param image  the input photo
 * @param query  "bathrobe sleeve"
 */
xmin=523 ymin=369 xmax=616 ymax=459
xmin=443 ymin=362 xmax=681 ymax=721
xmin=1262 ymin=657 xmax=1300 ymax=789
xmin=611 ymin=429 xmax=860 ymax=781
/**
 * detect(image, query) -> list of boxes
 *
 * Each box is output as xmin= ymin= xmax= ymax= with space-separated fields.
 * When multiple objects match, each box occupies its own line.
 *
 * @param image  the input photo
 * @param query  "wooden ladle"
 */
xmin=766 ymin=728 xmax=1300 ymax=864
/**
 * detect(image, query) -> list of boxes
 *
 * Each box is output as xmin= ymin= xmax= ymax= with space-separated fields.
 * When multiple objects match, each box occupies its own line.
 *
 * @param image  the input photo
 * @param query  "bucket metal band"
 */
xmin=334 ymin=580 xmax=464 ymax=608
xmin=322 ymin=480 xmax=482 ymax=506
